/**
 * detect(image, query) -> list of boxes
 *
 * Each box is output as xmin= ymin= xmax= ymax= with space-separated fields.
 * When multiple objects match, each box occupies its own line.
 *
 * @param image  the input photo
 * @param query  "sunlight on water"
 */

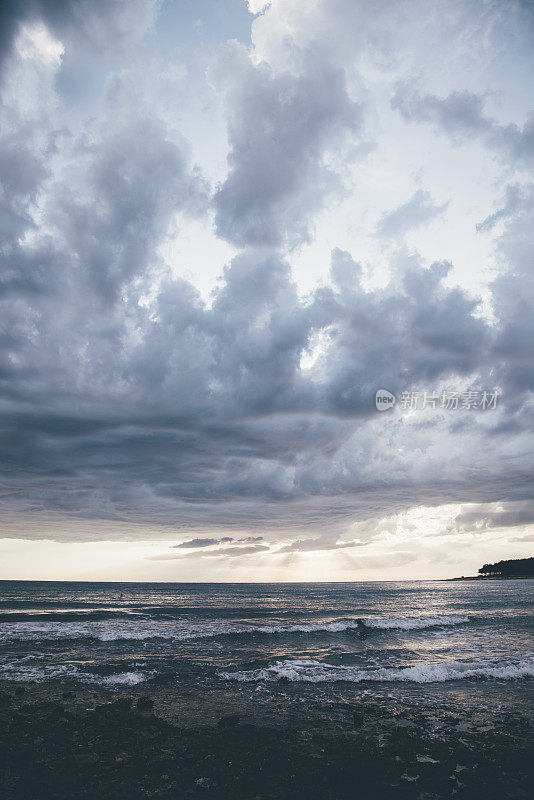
xmin=0 ymin=580 xmax=532 ymax=710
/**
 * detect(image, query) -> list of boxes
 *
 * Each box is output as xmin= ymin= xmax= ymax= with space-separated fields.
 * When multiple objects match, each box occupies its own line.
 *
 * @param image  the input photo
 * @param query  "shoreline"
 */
xmin=1 ymin=679 xmax=533 ymax=799
xmin=444 ymin=575 xmax=534 ymax=581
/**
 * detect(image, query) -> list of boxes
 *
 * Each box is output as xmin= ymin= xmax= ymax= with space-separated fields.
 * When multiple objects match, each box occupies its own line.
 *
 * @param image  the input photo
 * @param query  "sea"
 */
xmin=1 ymin=580 xmax=533 ymax=713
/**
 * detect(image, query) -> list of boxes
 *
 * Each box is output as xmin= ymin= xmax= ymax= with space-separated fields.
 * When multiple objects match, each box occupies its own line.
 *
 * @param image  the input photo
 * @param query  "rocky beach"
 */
xmin=1 ymin=678 xmax=533 ymax=800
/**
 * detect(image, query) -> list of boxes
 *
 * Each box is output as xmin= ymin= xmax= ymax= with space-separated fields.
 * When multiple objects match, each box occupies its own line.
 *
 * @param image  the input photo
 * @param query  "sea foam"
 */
xmin=0 ymin=614 xmax=470 ymax=643
xmin=0 ymin=660 xmax=152 ymax=685
xmin=219 ymin=657 xmax=534 ymax=684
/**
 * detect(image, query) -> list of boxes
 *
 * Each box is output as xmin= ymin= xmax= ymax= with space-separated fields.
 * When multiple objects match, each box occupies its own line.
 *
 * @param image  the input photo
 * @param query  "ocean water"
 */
xmin=0 ymin=580 xmax=533 ymax=710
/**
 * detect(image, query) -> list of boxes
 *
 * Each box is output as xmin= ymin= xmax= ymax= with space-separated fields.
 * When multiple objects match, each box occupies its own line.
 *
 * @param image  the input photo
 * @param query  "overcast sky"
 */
xmin=1 ymin=0 xmax=534 ymax=581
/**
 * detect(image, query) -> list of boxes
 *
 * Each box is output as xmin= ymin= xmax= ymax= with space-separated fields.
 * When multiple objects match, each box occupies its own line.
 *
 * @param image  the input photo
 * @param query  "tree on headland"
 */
xmin=478 ymin=557 xmax=534 ymax=577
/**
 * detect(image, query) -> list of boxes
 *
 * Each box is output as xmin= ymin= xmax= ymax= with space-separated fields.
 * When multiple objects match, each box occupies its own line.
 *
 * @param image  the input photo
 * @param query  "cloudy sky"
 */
xmin=1 ymin=0 xmax=534 ymax=581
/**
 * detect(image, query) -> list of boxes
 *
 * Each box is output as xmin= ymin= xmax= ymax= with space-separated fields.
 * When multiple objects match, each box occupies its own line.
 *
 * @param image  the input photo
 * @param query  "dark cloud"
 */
xmin=0 ymin=0 xmax=533 ymax=552
xmin=0 ymin=0 xmax=155 ymax=75
xmin=1 ymin=230 xmax=532 ymax=541
xmin=149 ymin=544 xmax=270 ymax=560
xmin=488 ymin=183 xmax=534 ymax=398
xmin=172 ymin=538 xmax=221 ymax=548
xmin=453 ymin=502 xmax=534 ymax=533
xmin=212 ymin=42 xmax=362 ymax=248
xmin=171 ymin=536 xmax=240 ymax=548
xmin=476 ymin=185 xmax=525 ymax=233
xmin=392 ymin=85 xmax=491 ymax=141
xmin=47 ymin=112 xmax=208 ymax=303
xmin=376 ymin=190 xmax=449 ymax=239
xmin=392 ymin=83 xmax=534 ymax=167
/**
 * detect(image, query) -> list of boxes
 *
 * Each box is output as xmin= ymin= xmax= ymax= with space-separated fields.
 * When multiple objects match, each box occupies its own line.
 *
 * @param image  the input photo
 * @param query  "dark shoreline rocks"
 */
xmin=0 ymin=682 xmax=532 ymax=800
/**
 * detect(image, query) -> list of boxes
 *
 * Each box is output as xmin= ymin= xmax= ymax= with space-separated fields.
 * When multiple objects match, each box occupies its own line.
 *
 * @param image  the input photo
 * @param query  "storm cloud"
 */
xmin=0 ymin=0 xmax=533 ymax=576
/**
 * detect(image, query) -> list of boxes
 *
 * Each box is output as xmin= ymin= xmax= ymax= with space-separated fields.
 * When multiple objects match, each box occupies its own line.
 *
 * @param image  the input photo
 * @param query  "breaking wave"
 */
xmin=358 ymin=615 xmax=470 ymax=631
xmin=0 ymin=614 xmax=469 ymax=643
xmin=0 ymin=660 xmax=151 ymax=685
xmin=219 ymin=657 xmax=534 ymax=684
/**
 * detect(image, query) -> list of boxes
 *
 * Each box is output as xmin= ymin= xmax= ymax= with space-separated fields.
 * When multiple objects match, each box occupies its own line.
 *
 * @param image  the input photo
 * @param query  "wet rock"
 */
xmin=217 ymin=714 xmax=241 ymax=728
xmin=47 ymin=703 xmax=66 ymax=716
xmin=111 ymin=697 xmax=133 ymax=713
xmin=136 ymin=696 xmax=154 ymax=715
xmin=95 ymin=697 xmax=132 ymax=715
xmin=0 ymin=690 xmax=12 ymax=705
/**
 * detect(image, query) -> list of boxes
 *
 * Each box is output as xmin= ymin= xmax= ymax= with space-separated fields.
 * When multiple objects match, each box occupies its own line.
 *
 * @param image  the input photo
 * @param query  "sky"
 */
xmin=1 ymin=0 xmax=534 ymax=582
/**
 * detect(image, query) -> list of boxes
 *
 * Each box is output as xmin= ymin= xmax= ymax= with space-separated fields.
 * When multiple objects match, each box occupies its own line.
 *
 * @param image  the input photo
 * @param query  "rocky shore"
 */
xmin=0 ymin=680 xmax=532 ymax=799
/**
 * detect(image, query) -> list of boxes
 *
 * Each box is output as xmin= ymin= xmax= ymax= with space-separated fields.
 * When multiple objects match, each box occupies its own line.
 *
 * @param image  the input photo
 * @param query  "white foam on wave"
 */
xmin=0 ymin=660 xmax=152 ymax=686
xmin=0 ymin=614 xmax=470 ymax=643
xmin=360 ymin=615 xmax=470 ymax=631
xmin=219 ymin=657 xmax=534 ymax=684
xmin=96 ymin=620 xmax=364 ymax=639
xmin=0 ymin=621 xmax=227 ymax=642
xmin=98 ymin=672 xmax=149 ymax=686
xmin=0 ymin=663 xmax=81 ymax=682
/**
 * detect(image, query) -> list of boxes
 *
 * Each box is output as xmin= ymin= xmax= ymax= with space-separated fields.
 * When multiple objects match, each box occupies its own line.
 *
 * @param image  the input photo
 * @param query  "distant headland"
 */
xmin=448 ymin=556 xmax=534 ymax=581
